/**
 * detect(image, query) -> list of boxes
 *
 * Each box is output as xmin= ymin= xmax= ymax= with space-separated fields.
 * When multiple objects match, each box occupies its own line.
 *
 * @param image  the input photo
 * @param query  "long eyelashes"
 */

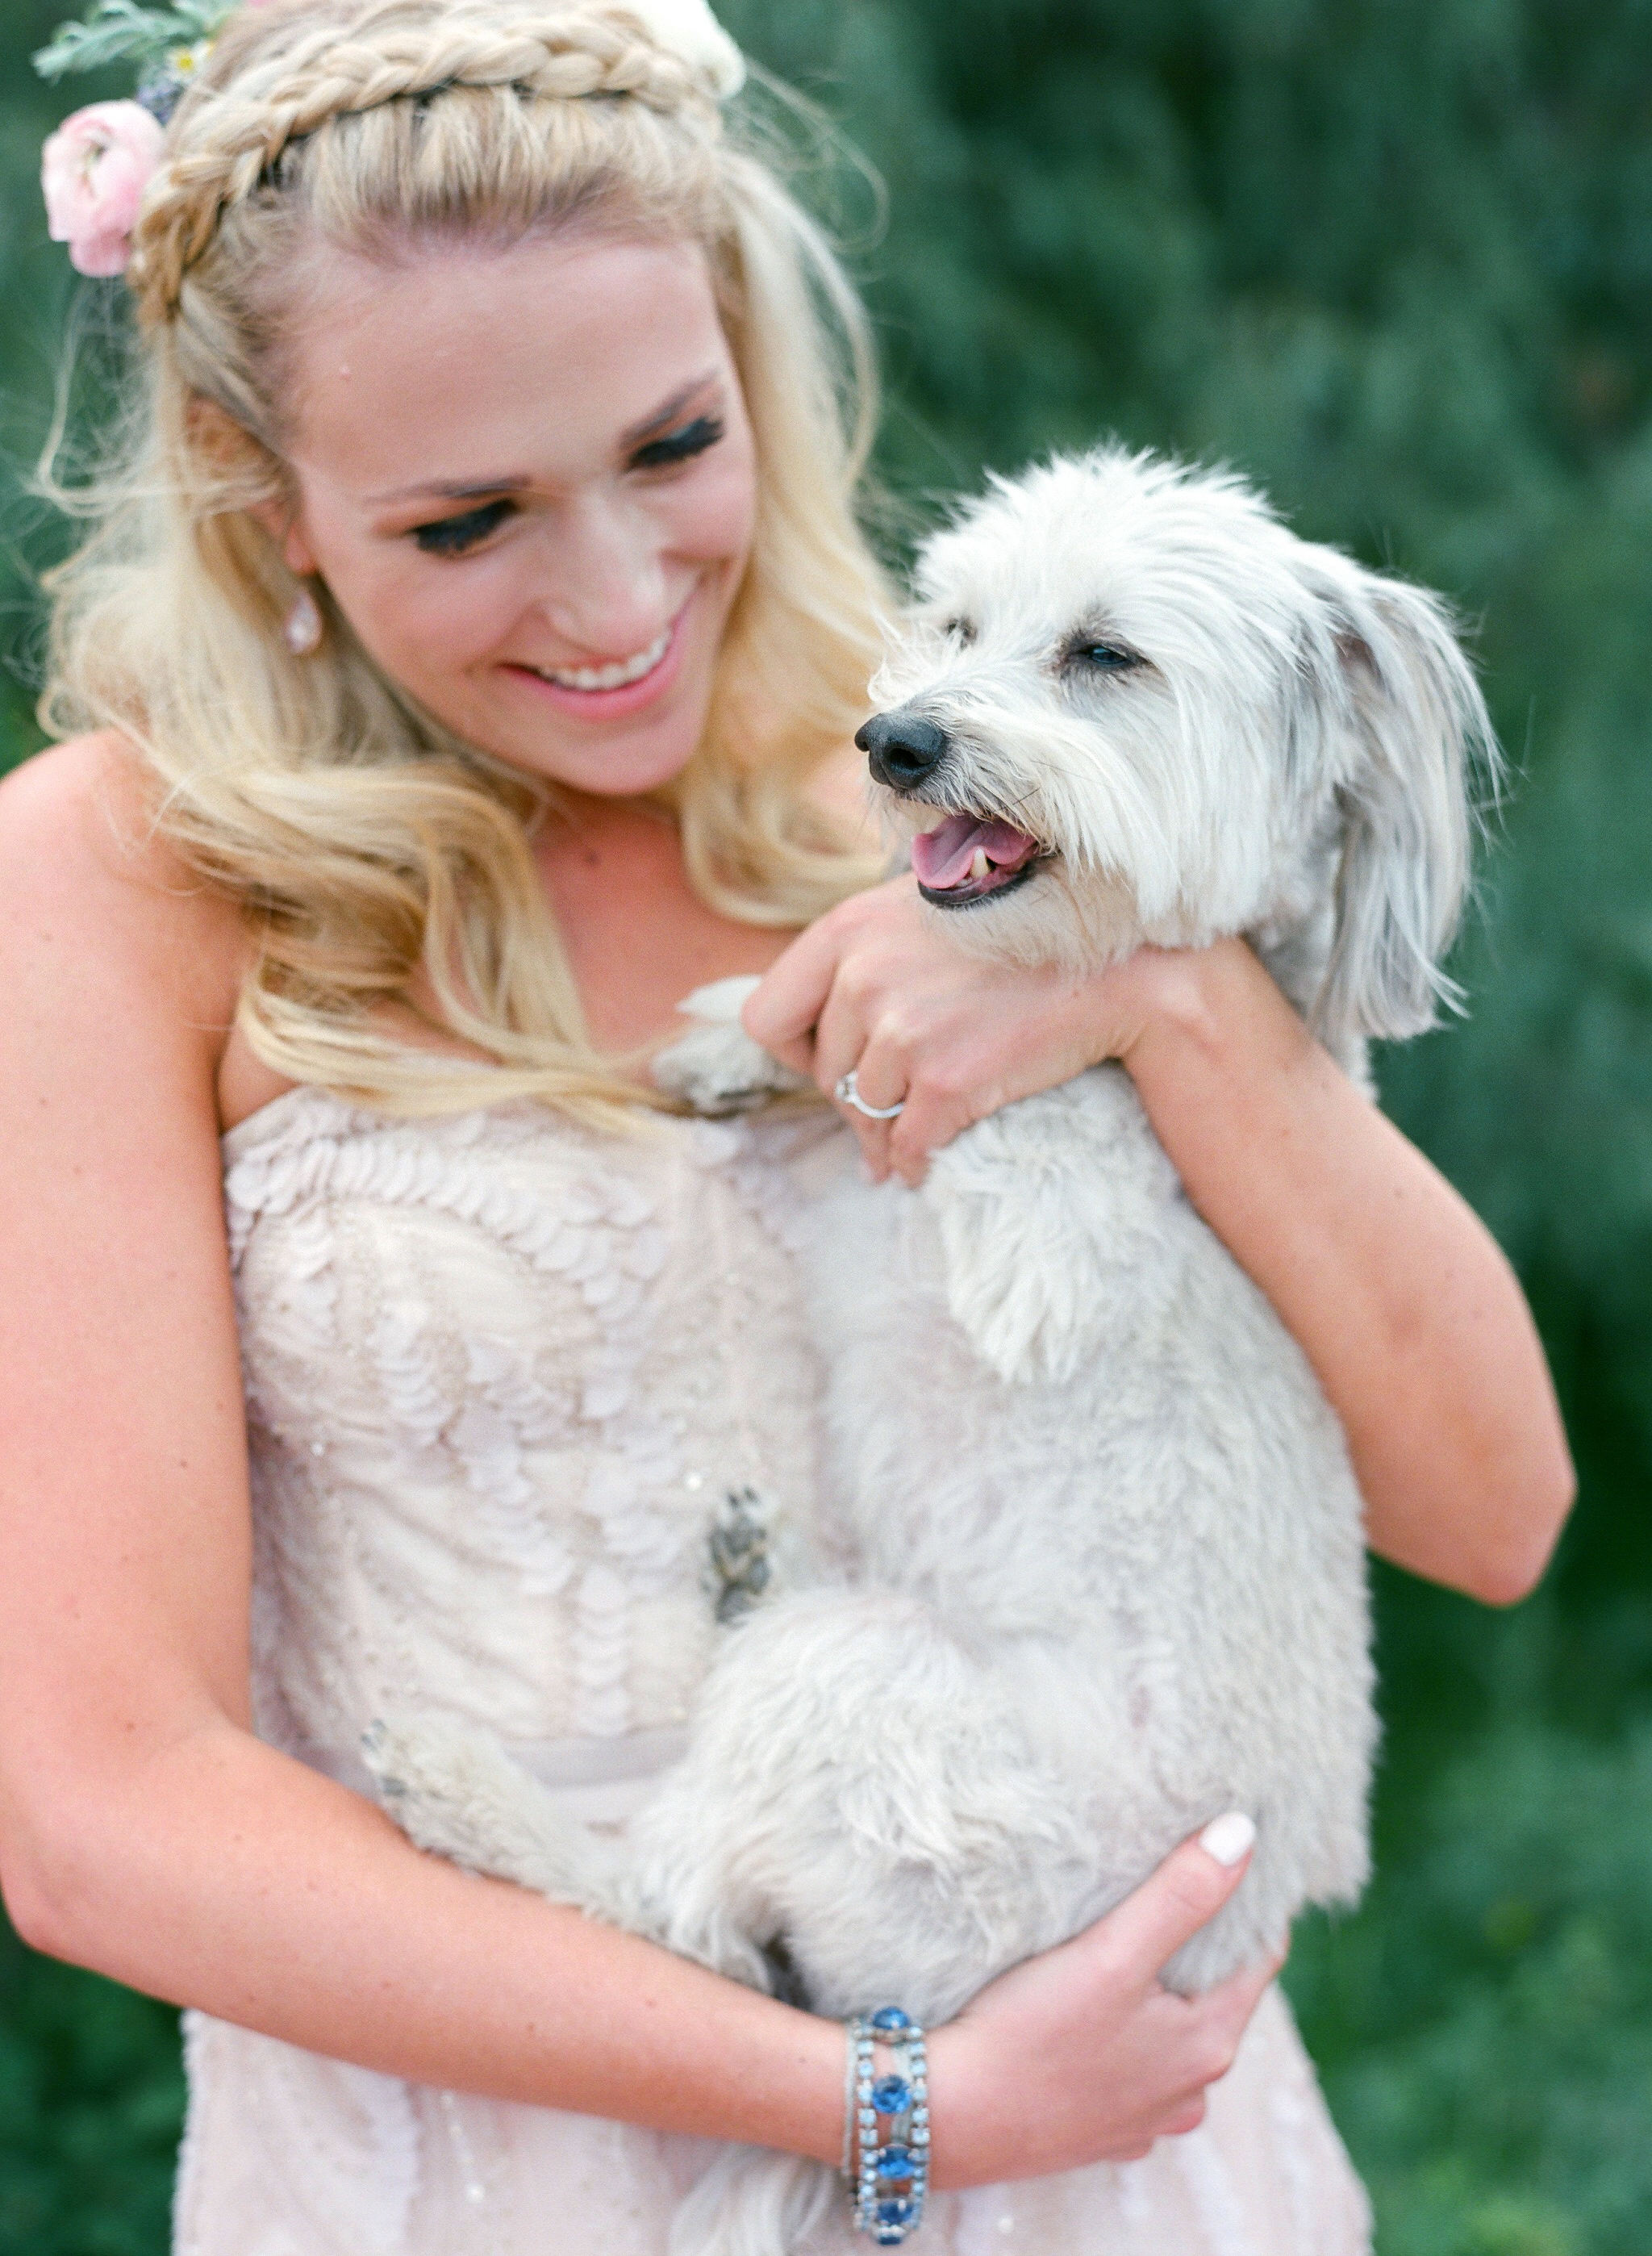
xmin=408 ymin=417 xmax=726 ymax=558
xmin=628 ymin=414 xmax=725 ymax=472
xmin=412 ymin=499 xmax=515 ymax=557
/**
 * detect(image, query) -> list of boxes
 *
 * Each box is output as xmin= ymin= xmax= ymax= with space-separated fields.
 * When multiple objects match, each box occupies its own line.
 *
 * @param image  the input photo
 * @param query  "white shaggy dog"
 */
xmin=365 ymin=448 xmax=1495 ymax=2254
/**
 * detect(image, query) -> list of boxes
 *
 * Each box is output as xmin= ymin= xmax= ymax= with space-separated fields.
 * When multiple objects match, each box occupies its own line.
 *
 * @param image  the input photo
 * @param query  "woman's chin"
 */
xmin=472 ymin=687 xmax=711 ymax=799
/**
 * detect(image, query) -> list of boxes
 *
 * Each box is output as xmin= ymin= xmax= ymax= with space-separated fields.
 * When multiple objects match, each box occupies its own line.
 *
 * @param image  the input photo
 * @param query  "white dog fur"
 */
xmin=365 ymin=447 xmax=1496 ymax=2255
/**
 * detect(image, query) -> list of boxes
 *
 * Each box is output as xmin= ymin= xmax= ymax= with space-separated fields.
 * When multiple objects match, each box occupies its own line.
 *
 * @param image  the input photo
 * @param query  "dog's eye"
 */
xmin=942 ymin=617 xmax=977 ymax=645
xmin=1074 ymin=642 xmax=1141 ymax=672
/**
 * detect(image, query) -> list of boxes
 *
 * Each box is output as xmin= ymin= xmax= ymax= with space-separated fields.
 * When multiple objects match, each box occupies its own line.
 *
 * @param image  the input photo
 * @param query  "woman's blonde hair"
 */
xmin=41 ymin=0 xmax=891 ymax=1118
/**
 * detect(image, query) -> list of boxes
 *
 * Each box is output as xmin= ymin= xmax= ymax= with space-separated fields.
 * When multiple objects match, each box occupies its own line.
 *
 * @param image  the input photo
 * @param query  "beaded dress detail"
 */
xmin=177 ymin=1085 xmax=1370 ymax=2256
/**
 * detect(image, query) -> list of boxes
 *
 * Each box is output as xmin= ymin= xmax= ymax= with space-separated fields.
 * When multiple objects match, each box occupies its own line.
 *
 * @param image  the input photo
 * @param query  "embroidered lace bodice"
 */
xmin=223 ymin=1085 xmax=840 ymax=1777
xmin=176 ymin=1087 xmax=1370 ymax=2256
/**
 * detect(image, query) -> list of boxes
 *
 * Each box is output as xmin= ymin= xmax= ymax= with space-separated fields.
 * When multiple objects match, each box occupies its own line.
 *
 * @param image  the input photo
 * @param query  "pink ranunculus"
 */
xmin=41 ymin=101 xmax=165 ymax=279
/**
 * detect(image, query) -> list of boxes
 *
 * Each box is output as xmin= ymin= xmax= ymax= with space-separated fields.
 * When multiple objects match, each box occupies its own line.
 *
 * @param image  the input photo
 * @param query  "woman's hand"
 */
xmin=744 ymin=875 xmax=1167 ymax=1187
xmin=925 ymin=1815 xmax=1279 ymax=2189
xmin=747 ymin=883 xmax=1575 ymax=1603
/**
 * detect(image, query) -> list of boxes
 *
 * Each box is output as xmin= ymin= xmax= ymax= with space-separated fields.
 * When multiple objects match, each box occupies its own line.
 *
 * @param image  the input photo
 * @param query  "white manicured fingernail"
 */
xmin=1199 ymin=1812 xmax=1255 ymax=1867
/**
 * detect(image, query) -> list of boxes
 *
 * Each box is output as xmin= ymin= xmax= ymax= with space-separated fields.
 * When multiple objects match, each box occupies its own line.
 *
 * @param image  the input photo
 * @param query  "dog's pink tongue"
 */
xmin=911 ymin=815 xmax=1039 ymax=890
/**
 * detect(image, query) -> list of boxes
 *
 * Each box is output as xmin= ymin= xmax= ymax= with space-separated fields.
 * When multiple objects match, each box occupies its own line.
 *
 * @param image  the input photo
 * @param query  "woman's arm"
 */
xmin=1108 ymin=941 xmax=1573 ymax=1604
xmin=745 ymin=880 xmax=1575 ymax=1606
xmin=0 ymin=742 xmax=1270 ymax=2189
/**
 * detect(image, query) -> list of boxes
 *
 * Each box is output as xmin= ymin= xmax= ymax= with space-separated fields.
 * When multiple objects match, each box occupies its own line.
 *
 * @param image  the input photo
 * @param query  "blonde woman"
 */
xmin=0 ymin=2 xmax=1571 ymax=2250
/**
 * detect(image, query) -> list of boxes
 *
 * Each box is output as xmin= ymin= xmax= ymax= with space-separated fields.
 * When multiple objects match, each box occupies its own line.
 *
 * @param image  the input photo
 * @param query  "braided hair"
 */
xmin=130 ymin=2 xmax=718 ymax=328
xmin=43 ymin=0 xmax=890 ymax=1120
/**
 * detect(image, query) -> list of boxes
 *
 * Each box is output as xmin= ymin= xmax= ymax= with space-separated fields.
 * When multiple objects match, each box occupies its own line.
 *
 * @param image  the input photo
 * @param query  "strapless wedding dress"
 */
xmin=175 ymin=1086 xmax=1370 ymax=2255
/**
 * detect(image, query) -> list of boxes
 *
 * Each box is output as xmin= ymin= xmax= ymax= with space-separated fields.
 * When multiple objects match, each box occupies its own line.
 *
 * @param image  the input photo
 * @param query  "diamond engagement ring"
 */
xmin=835 ymin=1070 xmax=906 ymax=1121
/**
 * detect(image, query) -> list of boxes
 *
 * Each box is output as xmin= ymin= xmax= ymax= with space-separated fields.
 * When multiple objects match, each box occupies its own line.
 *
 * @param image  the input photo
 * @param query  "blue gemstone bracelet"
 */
xmin=847 ymin=2007 xmax=929 ymax=2244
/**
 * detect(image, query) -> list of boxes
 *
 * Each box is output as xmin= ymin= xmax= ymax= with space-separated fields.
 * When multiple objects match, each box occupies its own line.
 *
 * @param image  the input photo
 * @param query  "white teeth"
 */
xmin=970 ymin=848 xmax=991 ymax=881
xmin=540 ymin=623 xmax=672 ymax=692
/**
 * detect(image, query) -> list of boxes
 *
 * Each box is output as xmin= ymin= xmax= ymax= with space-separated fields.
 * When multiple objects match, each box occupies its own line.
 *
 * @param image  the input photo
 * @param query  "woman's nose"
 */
xmin=528 ymin=491 xmax=672 ymax=657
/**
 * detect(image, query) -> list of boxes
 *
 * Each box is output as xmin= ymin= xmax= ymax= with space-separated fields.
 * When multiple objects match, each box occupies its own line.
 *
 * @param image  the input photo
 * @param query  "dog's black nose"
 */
xmin=856 ymin=710 xmax=951 ymax=792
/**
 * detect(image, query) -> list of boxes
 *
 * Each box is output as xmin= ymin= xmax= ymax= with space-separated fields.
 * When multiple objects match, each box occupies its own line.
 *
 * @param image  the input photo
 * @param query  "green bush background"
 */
xmin=4 ymin=2 xmax=1652 ymax=2250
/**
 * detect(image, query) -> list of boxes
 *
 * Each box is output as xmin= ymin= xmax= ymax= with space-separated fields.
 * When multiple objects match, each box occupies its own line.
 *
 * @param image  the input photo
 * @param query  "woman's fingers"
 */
xmin=743 ymin=879 xmax=1189 ymax=1185
xmin=1158 ymin=2096 xmax=1209 ymax=2139
xmin=808 ymin=957 xmax=878 ymax=1096
xmin=813 ymin=982 xmax=915 ymax=1176
xmin=746 ymin=876 xmax=1134 ymax=1184
xmin=1193 ymin=1940 xmax=1289 ymax=2062
xmin=745 ymin=892 xmax=922 ymax=1174
xmin=926 ymin=1815 xmax=1279 ymax=2187
xmin=741 ymin=904 xmax=859 ymax=1076
xmin=740 ymin=904 xmax=882 ymax=1168
xmin=1095 ymin=1814 xmax=1257 ymax=1993
xmin=881 ymin=1042 xmax=998 ymax=1184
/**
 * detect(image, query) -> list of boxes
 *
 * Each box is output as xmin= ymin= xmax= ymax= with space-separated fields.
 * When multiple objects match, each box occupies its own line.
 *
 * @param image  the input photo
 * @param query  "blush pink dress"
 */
xmin=174 ymin=1085 xmax=1371 ymax=2256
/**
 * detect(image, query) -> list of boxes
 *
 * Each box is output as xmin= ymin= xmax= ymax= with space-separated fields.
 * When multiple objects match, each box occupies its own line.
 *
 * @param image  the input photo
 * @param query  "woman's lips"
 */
xmin=501 ymin=593 xmax=694 ymax=721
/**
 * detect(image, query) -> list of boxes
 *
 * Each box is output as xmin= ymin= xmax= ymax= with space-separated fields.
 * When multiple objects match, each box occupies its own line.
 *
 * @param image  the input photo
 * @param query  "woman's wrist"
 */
xmin=1108 ymin=937 xmax=1315 ymax=1101
xmin=728 ymin=1994 xmax=852 ymax=2168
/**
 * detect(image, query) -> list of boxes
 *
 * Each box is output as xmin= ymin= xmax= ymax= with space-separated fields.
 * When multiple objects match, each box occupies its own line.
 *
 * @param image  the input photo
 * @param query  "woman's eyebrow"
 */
xmin=620 ymin=372 xmax=723 ymax=448
xmin=367 ymin=472 xmax=532 ymax=507
xmin=365 ymin=374 xmax=725 ymax=509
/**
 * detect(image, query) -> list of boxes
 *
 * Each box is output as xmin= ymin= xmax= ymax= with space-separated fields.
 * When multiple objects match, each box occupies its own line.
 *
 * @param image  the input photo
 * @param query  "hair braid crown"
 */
xmin=127 ymin=0 xmax=735 ymax=324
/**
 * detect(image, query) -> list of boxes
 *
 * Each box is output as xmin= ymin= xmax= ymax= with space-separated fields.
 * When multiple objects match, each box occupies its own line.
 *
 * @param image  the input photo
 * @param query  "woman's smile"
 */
xmin=501 ymin=587 xmax=695 ymax=721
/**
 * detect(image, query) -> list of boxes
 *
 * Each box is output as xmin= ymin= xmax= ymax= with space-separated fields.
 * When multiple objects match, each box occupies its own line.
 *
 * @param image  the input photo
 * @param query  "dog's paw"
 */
xmin=653 ymin=980 xmax=810 ymax=1116
xmin=362 ymin=1716 xmax=625 ymax=1916
xmin=361 ymin=1715 xmax=523 ymax=1867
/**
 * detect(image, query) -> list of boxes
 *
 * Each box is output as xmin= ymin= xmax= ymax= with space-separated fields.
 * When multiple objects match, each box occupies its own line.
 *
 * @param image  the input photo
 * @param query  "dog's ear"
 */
xmin=1312 ymin=573 xmax=1498 ymax=1050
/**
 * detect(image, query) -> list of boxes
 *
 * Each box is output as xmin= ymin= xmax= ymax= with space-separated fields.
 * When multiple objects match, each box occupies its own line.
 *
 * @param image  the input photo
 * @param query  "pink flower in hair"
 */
xmin=41 ymin=100 xmax=165 ymax=278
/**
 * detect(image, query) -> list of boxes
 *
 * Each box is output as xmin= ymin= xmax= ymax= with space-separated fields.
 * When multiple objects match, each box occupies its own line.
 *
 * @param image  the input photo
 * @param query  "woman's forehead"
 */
xmin=282 ymin=232 xmax=732 ymax=495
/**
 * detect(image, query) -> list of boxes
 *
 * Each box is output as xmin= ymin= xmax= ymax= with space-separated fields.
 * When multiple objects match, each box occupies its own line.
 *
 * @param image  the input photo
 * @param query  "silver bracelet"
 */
xmin=842 ymin=2016 xmax=860 ymax=2177
xmin=847 ymin=2007 xmax=929 ymax=2243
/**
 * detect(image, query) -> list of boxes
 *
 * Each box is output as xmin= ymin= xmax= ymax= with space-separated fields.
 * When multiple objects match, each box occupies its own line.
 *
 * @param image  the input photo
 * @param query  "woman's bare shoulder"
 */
xmin=2 ymin=729 xmax=216 ymax=887
xmin=0 ymin=733 xmax=249 ymax=996
xmin=0 ymin=733 xmax=252 ymax=1091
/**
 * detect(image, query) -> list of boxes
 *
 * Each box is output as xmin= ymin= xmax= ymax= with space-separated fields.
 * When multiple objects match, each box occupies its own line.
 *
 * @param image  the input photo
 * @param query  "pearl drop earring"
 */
xmin=283 ymin=587 xmax=323 ymax=656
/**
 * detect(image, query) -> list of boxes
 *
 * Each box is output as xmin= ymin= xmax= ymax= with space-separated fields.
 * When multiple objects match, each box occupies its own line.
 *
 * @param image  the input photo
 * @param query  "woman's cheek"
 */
xmin=668 ymin=450 xmax=758 ymax=570
xmin=365 ymin=553 xmax=519 ymax=688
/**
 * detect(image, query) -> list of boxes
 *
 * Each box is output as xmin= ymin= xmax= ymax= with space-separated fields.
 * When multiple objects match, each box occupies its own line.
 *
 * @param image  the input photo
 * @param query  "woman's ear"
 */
xmin=274 ymin=517 xmax=319 ymax=576
xmin=184 ymin=395 xmax=314 ymax=567
xmin=1312 ymin=574 xmax=1499 ymax=1051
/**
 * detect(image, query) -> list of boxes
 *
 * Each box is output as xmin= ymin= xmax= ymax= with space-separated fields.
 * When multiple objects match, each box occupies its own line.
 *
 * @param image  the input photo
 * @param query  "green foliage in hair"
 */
xmin=33 ymin=0 xmax=236 ymax=86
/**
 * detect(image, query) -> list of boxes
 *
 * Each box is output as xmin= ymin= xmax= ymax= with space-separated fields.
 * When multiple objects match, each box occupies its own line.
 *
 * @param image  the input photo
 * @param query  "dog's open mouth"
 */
xmin=911 ymin=813 xmax=1044 ymax=907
